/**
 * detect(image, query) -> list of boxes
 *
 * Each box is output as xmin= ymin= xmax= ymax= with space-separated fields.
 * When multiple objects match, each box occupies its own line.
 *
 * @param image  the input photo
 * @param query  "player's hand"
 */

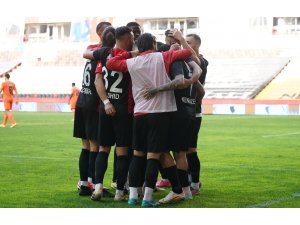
xmin=130 ymin=50 xmax=139 ymax=58
xmin=105 ymin=102 xmax=116 ymax=116
xmin=142 ymin=88 xmax=158 ymax=100
xmin=172 ymin=29 xmax=183 ymax=42
xmin=170 ymin=43 xmax=180 ymax=51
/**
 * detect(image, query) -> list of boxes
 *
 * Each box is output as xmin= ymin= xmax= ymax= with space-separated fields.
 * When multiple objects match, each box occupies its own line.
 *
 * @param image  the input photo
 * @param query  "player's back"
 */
xmin=1 ymin=81 xmax=16 ymax=100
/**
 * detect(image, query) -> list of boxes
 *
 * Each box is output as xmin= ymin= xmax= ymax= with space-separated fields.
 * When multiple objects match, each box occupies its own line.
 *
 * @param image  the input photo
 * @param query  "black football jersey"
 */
xmin=76 ymin=59 xmax=99 ymax=110
xmin=95 ymin=47 xmax=133 ymax=114
xmin=170 ymin=59 xmax=196 ymax=117
xmin=194 ymin=56 xmax=209 ymax=115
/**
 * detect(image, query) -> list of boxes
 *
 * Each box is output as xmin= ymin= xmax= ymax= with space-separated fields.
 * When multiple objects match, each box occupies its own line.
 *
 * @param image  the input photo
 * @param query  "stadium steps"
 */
xmin=255 ymin=56 xmax=300 ymax=100
xmin=204 ymin=58 xmax=290 ymax=99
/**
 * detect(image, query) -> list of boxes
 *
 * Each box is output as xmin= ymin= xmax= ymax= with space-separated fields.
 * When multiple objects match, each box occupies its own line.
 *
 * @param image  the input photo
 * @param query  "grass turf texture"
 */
xmin=0 ymin=112 xmax=299 ymax=208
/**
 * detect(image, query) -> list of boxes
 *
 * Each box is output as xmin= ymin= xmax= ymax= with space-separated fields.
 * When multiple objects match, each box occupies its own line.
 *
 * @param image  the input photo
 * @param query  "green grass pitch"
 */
xmin=0 ymin=112 xmax=299 ymax=208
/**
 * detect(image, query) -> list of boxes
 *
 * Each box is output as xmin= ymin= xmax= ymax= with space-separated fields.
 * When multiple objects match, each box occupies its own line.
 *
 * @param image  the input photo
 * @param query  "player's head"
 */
xmin=157 ymin=43 xmax=170 ymax=52
xmin=96 ymin=22 xmax=112 ymax=39
xmin=101 ymin=26 xmax=116 ymax=47
xmin=165 ymin=29 xmax=180 ymax=45
xmin=126 ymin=22 xmax=142 ymax=42
xmin=115 ymin=26 xmax=134 ymax=51
xmin=186 ymin=34 xmax=201 ymax=51
xmin=5 ymin=73 xmax=10 ymax=80
xmin=72 ymin=82 xmax=75 ymax=87
xmin=137 ymin=33 xmax=157 ymax=53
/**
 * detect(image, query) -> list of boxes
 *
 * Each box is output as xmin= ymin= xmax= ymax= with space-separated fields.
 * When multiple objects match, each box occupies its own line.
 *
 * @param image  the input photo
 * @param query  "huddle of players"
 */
xmin=73 ymin=21 xmax=208 ymax=207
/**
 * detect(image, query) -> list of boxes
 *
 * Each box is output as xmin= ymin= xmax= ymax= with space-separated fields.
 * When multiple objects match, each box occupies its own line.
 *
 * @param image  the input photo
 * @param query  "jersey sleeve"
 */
xmin=170 ymin=61 xmax=184 ymax=80
xmin=93 ymin=47 xmax=111 ymax=61
xmin=95 ymin=61 xmax=103 ymax=74
xmin=162 ymin=49 xmax=192 ymax=74
xmin=106 ymin=51 xmax=130 ymax=73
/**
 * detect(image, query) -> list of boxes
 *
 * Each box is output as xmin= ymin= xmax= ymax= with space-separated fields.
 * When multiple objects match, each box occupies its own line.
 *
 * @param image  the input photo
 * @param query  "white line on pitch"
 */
xmin=247 ymin=192 xmax=300 ymax=208
xmin=262 ymin=132 xmax=300 ymax=138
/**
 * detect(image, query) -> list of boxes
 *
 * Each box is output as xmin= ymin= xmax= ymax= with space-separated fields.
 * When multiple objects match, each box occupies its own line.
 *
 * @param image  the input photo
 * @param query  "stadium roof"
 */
xmin=0 ymin=61 xmax=22 ymax=78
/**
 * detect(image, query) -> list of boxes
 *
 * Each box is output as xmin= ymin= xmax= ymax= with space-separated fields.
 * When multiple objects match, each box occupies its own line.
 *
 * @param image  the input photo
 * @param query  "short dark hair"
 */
xmin=5 ymin=73 xmax=10 ymax=79
xmin=137 ymin=33 xmax=156 ymax=53
xmin=186 ymin=33 xmax=201 ymax=45
xmin=164 ymin=29 xmax=172 ymax=37
xmin=96 ymin=22 xmax=112 ymax=33
xmin=126 ymin=22 xmax=140 ymax=27
xmin=157 ymin=44 xmax=170 ymax=52
xmin=115 ymin=26 xmax=132 ymax=40
xmin=101 ymin=26 xmax=116 ymax=47
xmin=72 ymin=82 xmax=75 ymax=86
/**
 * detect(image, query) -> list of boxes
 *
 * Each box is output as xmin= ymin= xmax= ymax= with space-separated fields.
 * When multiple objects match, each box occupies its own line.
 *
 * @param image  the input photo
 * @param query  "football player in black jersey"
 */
xmin=86 ymin=26 xmax=134 ymax=202
xmin=74 ymin=22 xmax=111 ymax=196
xmin=185 ymin=33 xmax=208 ymax=195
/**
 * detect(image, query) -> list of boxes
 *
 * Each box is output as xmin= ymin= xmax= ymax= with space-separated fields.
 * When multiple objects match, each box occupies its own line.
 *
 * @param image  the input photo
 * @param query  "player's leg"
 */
xmin=174 ymin=151 xmax=192 ymax=199
xmin=5 ymin=101 xmax=16 ymax=127
xmin=170 ymin=114 xmax=192 ymax=199
xmin=114 ymin=147 xmax=129 ymax=201
xmin=92 ymin=145 xmax=111 ymax=201
xmin=128 ymin=150 xmax=146 ymax=205
xmin=92 ymin=109 xmax=114 ymax=201
xmin=73 ymin=107 xmax=91 ymax=195
xmin=141 ymin=113 xmax=171 ymax=207
xmin=0 ymin=111 xmax=8 ymax=127
xmin=128 ymin=115 xmax=147 ymax=205
xmin=113 ymin=113 xmax=132 ymax=201
xmin=158 ymin=152 xmax=185 ymax=204
xmin=88 ymin=140 xmax=98 ymax=190
xmin=156 ymin=163 xmax=171 ymax=188
xmin=187 ymin=116 xmax=202 ymax=195
xmin=111 ymin=149 xmax=117 ymax=189
xmin=78 ymin=139 xmax=91 ymax=195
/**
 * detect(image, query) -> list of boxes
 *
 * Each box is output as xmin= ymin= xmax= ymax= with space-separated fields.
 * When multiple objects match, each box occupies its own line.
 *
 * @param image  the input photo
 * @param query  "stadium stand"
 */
xmin=204 ymin=57 xmax=290 ymax=99
xmin=255 ymin=57 xmax=300 ymax=100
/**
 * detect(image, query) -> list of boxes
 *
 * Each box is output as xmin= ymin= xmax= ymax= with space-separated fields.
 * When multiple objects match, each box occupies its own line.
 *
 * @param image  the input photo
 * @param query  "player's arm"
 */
xmin=171 ymin=29 xmax=200 ymax=65
xmin=94 ymin=62 xmax=116 ymax=116
xmin=13 ymin=85 xmax=18 ymax=104
xmin=68 ymin=90 xmax=73 ymax=104
xmin=106 ymin=51 xmax=130 ymax=73
xmin=194 ymin=81 xmax=205 ymax=103
xmin=143 ymin=61 xmax=189 ymax=100
xmin=83 ymin=47 xmax=111 ymax=60
xmin=185 ymin=60 xmax=202 ymax=86
xmin=162 ymin=48 xmax=192 ymax=74
xmin=95 ymin=73 xmax=116 ymax=116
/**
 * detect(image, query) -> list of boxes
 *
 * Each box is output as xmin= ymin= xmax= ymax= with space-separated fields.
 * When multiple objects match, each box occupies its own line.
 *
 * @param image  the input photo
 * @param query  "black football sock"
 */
xmin=79 ymin=148 xmax=90 ymax=182
xmin=116 ymin=155 xmax=129 ymax=190
xmin=129 ymin=155 xmax=145 ymax=187
xmin=112 ymin=149 xmax=117 ymax=183
xmin=138 ymin=157 xmax=147 ymax=187
xmin=88 ymin=151 xmax=98 ymax=183
xmin=95 ymin=151 xmax=109 ymax=184
xmin=164 ymin=165 xmax=182 ymax=194
xmin=187 ymin=152 xmax=200 ymax=183
xmin=159 ymin=163 xmax=168 ymax=180
xmin=144 ymin=159 xmax=160 ymax=189
xmin=177 ymin=169 xmax=189 ymax=188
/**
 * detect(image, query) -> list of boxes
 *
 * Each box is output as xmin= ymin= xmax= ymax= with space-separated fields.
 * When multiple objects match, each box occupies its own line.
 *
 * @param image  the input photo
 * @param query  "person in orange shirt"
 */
xmin=69 ymin=82 xmax=80 ymax=114
xmin=0 ymin=73 xmax=18 ymax=128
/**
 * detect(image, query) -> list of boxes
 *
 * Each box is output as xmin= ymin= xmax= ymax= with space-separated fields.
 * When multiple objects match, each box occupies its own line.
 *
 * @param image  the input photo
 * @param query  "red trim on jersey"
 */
xmin=95 ymin=61 xmax=102 ymax=74
xmin=134 ymin=112 xmax=148 ymax=116
xmin=128 ymin=80 xmax=134 ymax=114
xmin=87 ymin=44 xmax=102 ymax=50
xmin=106 ymin=49 xmax=192 ymax=75
xmin=106 ymin=50 xmax=130 ymax=72
xmin=162 ymin=49 xmax=192 ymax=74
